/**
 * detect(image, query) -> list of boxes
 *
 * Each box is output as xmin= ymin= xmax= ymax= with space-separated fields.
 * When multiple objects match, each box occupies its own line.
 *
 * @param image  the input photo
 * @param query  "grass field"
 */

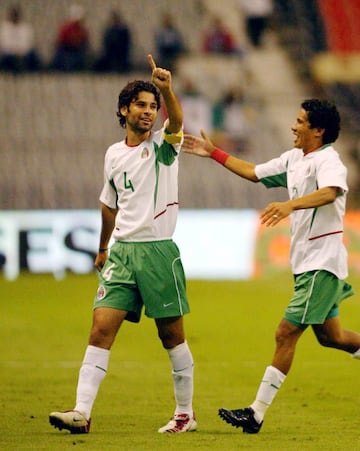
xmin=1 ymin=272 xmax=360 ymax=450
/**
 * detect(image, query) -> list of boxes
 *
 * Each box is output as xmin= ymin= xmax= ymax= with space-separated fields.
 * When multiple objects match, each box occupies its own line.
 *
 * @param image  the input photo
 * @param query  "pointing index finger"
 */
xmin=147 ymin=54 xmax=156 ymax=71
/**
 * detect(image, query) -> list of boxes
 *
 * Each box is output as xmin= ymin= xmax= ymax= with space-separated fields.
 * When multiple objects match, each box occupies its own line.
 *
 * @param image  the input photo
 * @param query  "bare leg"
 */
xmin=155 ymin=315 xmax=185 ymax=349
xmin=312 ymin=316 xmax=360 ymax=353
xmin=271 ymin=318 xmax=304 ymax=375
xmin=247 ymin=319 xmax=303 ymax=422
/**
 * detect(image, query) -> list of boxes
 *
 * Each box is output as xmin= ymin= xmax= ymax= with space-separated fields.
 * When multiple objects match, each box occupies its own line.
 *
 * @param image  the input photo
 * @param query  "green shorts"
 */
xmin=93 ymin=240 xmax=190 ymax=323
xmin=284 ymin=270 xmax=354 ymax=330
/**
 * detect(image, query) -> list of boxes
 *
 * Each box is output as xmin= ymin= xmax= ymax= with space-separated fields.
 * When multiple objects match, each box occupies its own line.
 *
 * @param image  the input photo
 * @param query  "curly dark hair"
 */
xmin=116 ymin=80 xmax=161 ymax=128
xmin=301 ymin=99 xmax=341 ymax=144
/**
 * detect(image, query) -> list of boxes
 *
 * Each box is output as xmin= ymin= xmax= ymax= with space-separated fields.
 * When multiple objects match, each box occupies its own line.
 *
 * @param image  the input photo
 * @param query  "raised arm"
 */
xmin=182 ymin=130 xmax=258 ymax=182
xmin=147 ymin=54 xmax=183 ymax=133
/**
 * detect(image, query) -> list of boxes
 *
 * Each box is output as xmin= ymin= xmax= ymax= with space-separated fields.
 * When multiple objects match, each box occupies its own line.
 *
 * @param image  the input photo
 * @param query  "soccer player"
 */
xmin=182 ymin=99 xmax=360 ymax=433
xmin=49 ymin=55 xmax=196 ymax=434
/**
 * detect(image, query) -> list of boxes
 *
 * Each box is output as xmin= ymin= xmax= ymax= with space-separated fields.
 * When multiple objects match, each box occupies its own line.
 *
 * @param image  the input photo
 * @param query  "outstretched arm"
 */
xmin=147 ymin=54 xmax=183 ymax=133
xmin=182 ymin=130 xmax=259 ymax=182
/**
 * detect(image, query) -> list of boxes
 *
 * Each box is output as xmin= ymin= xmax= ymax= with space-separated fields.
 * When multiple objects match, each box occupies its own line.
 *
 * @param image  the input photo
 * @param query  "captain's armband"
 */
xmin=164 ymin=127 xmax=183 ymax=145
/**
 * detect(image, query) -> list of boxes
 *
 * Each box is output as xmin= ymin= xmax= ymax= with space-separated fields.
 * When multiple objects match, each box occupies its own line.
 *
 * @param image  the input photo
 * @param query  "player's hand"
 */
xmin=260 ymin=201 xmax=293 ymax=227
xmin=94 ymin=251 xmax=107 ymax=272
xmin=147 ymin=54 xmax=171 ymax=90
xmin=182 ymin=130 xmax=215 ymax=157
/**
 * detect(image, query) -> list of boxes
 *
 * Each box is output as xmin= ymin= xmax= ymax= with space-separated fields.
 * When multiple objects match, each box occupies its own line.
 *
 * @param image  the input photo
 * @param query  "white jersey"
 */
xmin=100 ymin=123 xmax=183 ymax=241
xmin=255 ymin=145 xmax=348 ymax=279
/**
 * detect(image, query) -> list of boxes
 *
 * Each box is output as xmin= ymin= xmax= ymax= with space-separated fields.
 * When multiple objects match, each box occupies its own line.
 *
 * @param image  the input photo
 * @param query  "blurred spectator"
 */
xmin=202 ymin=16 xmax=243 ymax=55
xmin=178 ymin=78 xmax=212 ymax=135
xmin=155 ymin=13 xmax=185 ymax=71
xmin=93 ymin=10 xmax=131 ymax=73
xmin=0 ymin=5 xmax=42 ymax=73
xmin=50 ymin=4 xmax=90 ymax=72
xmin=212 ymin=87 xmax=254 ymax=153
xmin=238 ymin=0 xmax=274 ymax=48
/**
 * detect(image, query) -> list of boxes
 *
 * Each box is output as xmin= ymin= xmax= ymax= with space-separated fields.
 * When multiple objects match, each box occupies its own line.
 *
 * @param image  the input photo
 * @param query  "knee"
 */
xmin=158 ymin=330 xmax=184 ymax=349
xmin=89 ymin=324 xmax=113 ymax=349
xmin=274 ymin=321 xmax=302 ymax=348
xmin=274 ymin=327 xmax=290 ymax=346
xmin=156 ymin=317 xmax=185 ymax=349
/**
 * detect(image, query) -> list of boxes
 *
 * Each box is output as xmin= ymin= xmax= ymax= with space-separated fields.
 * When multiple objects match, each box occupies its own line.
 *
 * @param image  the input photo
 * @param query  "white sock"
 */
xmin=167 ymin=341 xmax=194 ymax=415
xmin=250 ymin=365 xmax=286 ymax=423
xmin=74 ymin=345 xmax=110 ymax=419
xmin=351 ymin=348 xmax=360 ymax=359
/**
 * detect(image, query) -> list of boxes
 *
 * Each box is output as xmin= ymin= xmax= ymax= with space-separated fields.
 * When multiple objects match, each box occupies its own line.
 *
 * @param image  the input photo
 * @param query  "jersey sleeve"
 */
xmin=255 ymin=151 xmax=290 ymax=188
xmin=99 ymin=179 xmax=117 ymax=208
xmin=99 ymin=150 xmax=118 ymax=208
xmin=316 ymin=152 xmax=348 ymax=194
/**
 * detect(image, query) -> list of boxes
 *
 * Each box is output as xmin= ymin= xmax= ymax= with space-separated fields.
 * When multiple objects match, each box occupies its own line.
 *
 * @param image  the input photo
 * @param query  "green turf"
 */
xmin=1 ymin=272 xmax=360 ymax=450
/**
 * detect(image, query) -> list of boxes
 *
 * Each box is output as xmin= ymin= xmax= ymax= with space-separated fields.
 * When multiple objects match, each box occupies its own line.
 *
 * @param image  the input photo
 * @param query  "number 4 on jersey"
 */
xmin=124 ymin=172 xmax=134 ymax=192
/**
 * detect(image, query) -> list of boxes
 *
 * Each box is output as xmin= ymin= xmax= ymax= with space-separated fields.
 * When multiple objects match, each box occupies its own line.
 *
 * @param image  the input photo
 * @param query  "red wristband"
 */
xmin=210 ymin=148 xmax=230 ymax=165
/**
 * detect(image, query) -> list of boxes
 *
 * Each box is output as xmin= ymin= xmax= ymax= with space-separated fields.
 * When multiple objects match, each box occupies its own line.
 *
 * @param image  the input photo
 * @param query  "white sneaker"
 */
xmin=49 ymin=410 xmax=91 ymax=434
xmin=158 ymin=412 xmax=197 ymax=433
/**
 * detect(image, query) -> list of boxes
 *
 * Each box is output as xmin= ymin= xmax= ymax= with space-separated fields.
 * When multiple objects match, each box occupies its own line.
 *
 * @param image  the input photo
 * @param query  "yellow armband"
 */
xmin=164 ymin=128 xmax=183 ymax=144
xmin=163 ymin=119 xmax=183 ymax=144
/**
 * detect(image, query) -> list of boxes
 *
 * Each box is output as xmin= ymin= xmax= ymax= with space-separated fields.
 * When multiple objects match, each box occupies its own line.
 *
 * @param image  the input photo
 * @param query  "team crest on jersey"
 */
xmin=141 ymin=148 xmax=150 ymax=158
xmin=96 ymin=285 xmax=106 ymax=301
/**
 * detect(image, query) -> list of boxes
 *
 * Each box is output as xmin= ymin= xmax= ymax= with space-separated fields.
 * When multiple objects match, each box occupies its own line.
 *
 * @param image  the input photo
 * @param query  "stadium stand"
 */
xmin=273 ymin=0 xmax=327 ymax=76
xmin=317 ymin=0 xmax=360 ymax=54
xmin=1 ymin=0 xmax=359 ymax=209
xmin=274 ymin=0 xmax=360 ymax=134
xmin=0 ymin=0 xmax=204 ymax=68
xmin=1 ymin=0 xmax=288 ymax=210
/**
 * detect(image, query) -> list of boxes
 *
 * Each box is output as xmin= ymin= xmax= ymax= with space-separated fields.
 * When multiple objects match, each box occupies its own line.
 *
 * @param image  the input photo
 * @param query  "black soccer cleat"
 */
xmin=218 ymin=407 xmax=263 ymax=434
